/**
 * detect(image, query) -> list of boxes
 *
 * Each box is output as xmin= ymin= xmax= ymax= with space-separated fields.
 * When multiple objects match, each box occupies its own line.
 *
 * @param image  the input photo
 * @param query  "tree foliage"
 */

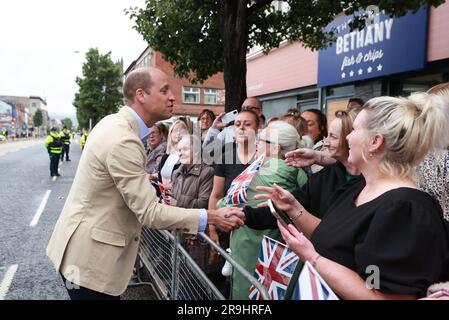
xmin=73 ymin=48 xmax=123 ymax=129
xmin=128 ymin=0 xmax=444 ymax=111
xmin=62 ymin=118 xmax=73 ymax=130
xmin=33 ymin=108 xmax=43 ymax=128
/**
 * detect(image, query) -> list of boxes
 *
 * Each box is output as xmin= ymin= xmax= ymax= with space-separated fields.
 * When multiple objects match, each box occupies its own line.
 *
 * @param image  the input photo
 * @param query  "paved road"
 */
xmin=0 ymin=139 xmax=155 ymax=300
xmin=0 ymin=140 xmax=81 ymax=299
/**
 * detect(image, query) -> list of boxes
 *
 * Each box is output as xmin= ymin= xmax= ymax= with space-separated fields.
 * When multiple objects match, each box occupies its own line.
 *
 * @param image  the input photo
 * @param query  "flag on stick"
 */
xmin=226 ymin=154 xmax=264 ymax=205
xmin=249 ymin=236 xmax=300 ymax=300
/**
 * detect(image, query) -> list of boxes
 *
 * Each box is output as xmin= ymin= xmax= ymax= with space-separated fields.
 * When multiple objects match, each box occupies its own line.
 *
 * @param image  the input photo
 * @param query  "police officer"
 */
xmin=80 ymin=130 xmax=89 ymax=150
xmin=60 ymin=126 xmax=71 ymax=161
xmin=45 ymin=127 xmax=63 ymax=177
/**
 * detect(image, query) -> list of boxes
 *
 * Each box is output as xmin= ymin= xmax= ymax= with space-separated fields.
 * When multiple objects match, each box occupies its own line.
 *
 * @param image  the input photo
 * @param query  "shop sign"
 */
xmin=317 ymin=6 xmax=428 ymax=87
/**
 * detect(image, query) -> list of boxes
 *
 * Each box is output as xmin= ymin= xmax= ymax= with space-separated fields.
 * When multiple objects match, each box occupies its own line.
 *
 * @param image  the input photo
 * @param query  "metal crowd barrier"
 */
xmin=137 ymin=226 xmax=270 ymax=300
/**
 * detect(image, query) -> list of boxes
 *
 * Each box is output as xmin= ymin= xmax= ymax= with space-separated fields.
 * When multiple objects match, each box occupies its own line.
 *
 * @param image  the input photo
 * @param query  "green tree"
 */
xmin=128 ymin=0 xmax=444 ymax=112
xmin=62 ymin=118 xmax=73 ymax=130
xmin=73 ymin=48 xmax=123 ymax=129
xmin=33 ymin=108 xmax=43 ymax=128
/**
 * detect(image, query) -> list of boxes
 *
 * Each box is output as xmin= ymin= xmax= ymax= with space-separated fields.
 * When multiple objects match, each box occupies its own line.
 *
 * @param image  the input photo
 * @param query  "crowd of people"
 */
xmin=46 ymin=67 xmax=449 ymax=300
xmin=140 ymin=80 xmax=449 ymax=300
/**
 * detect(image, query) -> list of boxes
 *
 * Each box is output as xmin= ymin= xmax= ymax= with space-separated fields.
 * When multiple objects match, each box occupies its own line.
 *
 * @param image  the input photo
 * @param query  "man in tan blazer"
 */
xmin=46 ymin=67 xmax=244 ymax=300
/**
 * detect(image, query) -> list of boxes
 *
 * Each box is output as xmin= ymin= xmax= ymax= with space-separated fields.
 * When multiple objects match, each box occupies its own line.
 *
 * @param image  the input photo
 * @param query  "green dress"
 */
xmin=217 ymin=157 xmax=308 ymax=300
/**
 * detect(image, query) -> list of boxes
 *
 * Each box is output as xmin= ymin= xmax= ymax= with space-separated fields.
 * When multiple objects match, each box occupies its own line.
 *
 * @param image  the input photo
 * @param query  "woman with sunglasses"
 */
xmin=243 ymin=108 xmax=362 ymax=235
xmin=215 ymin=120 xmax=312 ymax=299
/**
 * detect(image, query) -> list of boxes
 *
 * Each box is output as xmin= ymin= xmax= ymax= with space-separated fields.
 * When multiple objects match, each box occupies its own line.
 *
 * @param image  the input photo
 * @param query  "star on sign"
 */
xmin=341 ymin=72 xmax=346 ymax=79
xmin=377 ymin=64 xmax=383 ymax=71
xmin=358 ymin=68 xmax=363 ymax=75
xmin=367 ymin=66 xmax=373 ymax=73
xmin=349 ymin=70 xmax=354 ymax=77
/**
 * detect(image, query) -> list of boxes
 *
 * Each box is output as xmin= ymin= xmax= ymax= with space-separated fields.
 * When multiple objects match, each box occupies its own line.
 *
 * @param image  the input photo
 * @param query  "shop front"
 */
xmin=246 ymin=2 xmax=449 ymax=122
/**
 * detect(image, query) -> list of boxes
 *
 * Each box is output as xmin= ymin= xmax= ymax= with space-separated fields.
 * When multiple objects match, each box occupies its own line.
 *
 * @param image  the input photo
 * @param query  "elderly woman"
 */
xmin=257 ymin=94 xmax=449 ymax=299
xmin=170 ymin=134 xmax=214 ymax=273
xmin=218 ymin=120 xmax=312 ymax=300
xmin=145 ymin=123 xmax=168 ymax=180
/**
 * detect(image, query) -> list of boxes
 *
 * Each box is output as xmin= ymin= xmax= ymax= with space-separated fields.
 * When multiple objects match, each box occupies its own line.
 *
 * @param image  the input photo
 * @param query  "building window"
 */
xmin=182 ymin=87 xmax=200 ymax=104
xmin=204 ymin=88 xmax=218 ymax=105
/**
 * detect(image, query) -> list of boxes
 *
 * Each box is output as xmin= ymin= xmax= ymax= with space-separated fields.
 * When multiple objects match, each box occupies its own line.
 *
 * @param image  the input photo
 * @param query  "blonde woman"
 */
xmin=258 ymin=94 xmax=449 ymax=299
xmin=159 ymin=120 xmax=189 ymax=188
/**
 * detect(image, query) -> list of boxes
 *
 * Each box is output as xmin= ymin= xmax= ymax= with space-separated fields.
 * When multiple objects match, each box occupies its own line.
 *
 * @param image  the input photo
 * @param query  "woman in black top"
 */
xmin=208 ymin=110 xmax=259 ymax=244
xmin=244 ymin=108 xmax=361 ymax=229
xmin=256 ymin=94 xmax=449 ymax=299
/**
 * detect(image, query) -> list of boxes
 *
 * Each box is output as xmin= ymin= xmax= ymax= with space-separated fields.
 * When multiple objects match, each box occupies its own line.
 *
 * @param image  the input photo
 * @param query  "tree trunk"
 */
xmin=221 ymin=0 xmax=248 ymax=112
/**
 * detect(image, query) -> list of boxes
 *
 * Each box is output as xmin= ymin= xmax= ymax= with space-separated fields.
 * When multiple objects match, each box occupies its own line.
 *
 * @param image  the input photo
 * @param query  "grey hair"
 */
xmin=178 ymin=134 xmax=202 ymax=164
xmin=267 ymin=121 xmax=314 ymax=159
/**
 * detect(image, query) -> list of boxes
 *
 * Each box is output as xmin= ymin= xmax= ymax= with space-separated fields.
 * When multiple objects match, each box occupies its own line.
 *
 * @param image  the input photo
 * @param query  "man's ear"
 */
xmin=135 ymin=89 xmax=146 ymax=103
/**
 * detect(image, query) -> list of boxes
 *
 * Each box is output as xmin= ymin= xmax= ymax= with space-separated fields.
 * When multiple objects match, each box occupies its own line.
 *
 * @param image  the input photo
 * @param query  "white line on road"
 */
xmin=30 ymin=190 xmax=51 ymax=227
xmin=0 ymin=264 xmax=18 ymax=300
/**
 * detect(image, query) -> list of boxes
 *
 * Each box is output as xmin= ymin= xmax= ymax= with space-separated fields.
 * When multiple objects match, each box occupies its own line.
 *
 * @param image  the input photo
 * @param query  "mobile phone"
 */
xmin=267 ymin=199 xmax=295 ymax=228
xmin=221 ymin=110 xmax=238 ymax=124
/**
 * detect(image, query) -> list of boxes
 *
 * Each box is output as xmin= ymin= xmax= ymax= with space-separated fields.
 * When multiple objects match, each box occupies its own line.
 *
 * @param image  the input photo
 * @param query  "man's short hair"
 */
xmin=123 ymin=69 xmax=154 ymax=103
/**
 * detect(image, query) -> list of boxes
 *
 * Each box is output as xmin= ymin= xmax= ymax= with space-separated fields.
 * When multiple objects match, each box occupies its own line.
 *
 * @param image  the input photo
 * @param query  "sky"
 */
xmin=0 ymin=0 xmax=148 ymax=123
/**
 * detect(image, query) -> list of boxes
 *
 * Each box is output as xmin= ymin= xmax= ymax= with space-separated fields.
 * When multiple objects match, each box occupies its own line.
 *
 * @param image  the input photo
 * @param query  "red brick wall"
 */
xmin=154 ymin=52 xmax=225 ymax=117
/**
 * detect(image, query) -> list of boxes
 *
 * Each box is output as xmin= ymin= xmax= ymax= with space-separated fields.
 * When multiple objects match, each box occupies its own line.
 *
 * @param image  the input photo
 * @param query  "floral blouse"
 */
xmin=417 ymin=150 xmax=449 ymax=222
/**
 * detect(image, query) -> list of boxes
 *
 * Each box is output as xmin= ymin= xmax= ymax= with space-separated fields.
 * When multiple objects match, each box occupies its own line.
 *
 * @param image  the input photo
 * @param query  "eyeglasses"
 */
xmin=200 ymin=117 xmax=212 ymax=121
xmin=257 ymin=137 xmax=275 ymax=144
xmin=242 ymin=105 xmax=261 ymax=112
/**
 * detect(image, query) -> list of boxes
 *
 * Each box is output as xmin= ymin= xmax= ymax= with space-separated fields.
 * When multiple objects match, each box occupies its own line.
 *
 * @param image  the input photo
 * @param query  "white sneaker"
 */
xmin=221 ymin=248 xmax=232 ymax=277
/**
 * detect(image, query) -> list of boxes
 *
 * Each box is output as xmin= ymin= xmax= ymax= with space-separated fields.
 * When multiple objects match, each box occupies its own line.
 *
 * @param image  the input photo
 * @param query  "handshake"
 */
xmin=207 ymin=207 xmax=246 ymax=232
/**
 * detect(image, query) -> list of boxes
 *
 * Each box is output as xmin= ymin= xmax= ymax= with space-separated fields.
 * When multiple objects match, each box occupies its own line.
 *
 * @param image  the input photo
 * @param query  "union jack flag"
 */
xmin=226 ymin=154 xmax=264 ymax=205
xmin=291 ymin=261 xmax=339 ymax=300
xmin=249 ymin=236 xmax=299 ymax=300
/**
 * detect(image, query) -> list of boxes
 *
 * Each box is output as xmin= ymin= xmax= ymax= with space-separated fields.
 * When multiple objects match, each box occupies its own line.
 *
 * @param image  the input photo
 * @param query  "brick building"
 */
xmin=124 ymin=47 xmax=225 ymax=120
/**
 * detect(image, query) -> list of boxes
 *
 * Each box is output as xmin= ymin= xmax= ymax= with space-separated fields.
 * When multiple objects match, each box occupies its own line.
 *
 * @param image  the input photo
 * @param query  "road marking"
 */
xmin=30 ymin=190 xmax=51 ymax=227
xmin=0 ymin=264 xmax=18 ymax=300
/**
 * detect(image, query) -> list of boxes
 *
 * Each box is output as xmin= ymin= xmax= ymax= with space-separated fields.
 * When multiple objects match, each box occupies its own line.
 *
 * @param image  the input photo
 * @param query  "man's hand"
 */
xmin=212 ymin=112 xmax=226 ymax=130
xmin=207 ymin=207 xmax=245 ymax=232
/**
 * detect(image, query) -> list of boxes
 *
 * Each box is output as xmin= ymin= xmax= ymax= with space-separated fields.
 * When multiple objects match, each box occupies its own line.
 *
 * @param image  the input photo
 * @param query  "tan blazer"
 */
xmin=46 ymin=107 xmax=200 ymax=296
